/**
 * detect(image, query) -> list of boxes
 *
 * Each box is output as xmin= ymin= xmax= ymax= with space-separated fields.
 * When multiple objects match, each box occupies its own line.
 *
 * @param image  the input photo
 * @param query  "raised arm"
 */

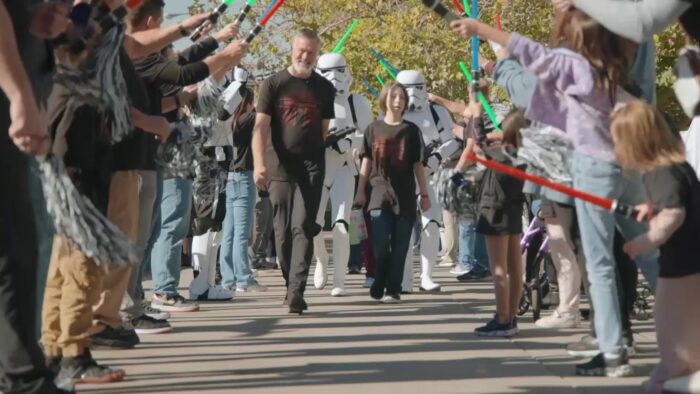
xmin=572 ymin=0 xmax=690 ymax=43
xmin=124 ymin=13 xmax=210 ymax=60
xmin=427 ymin=93 xmax=467 ymax=117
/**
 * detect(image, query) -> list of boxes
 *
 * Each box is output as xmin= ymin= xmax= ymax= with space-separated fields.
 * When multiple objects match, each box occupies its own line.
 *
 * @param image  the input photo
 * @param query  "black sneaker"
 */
xmin=369 ymin=282 xmax=384 ymax=300
xmin=347 ymin=266 xmax=362 ymax=275
xmin=567 ymin=335 xmax=599 ymax=357
xmin=90 ymin=326 xmax=140 ymax=349
xmin=252 ymin=259 xmax=277 ymax=270
xmin=575 ymin=351 xmax=633 ymax=377
xmin=287 ymin=293 xmax=307 ymax=314
xmin=132 ymin=315 xmax=172 ymax=335
xmin=57 ymin=350 xmax=125 ymax=384
xmin=474 ymin=316 xmax=517 ymax=337
xmin=457 ymin=269 xmax=491 ymax=282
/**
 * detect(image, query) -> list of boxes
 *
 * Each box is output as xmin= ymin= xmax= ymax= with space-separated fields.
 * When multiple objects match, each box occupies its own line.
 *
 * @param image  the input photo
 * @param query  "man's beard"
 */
xmin=292 ymin=61 xmax=315 ymax=74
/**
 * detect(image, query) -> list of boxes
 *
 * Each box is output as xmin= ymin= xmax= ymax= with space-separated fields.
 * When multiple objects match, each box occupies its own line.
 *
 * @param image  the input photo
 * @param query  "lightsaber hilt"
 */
xmin=245 ymin=25 xmax=263 ymax=43
xmin=235 ymin=4 xmax=252 ymax=24
xmin=420 ymin=0 xmax=461 ymax=22
xmin=190 ymin=3 xmax=228 ymax=42
xmin=611 ymin=201 xmax=642 ymax=220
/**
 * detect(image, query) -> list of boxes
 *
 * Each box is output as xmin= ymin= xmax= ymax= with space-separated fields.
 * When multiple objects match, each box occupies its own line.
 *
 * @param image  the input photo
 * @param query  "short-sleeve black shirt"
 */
xmin=230 ymin=112 xmax=255 ymax=172
xmin=256 ymin=69 xmax=335 ymax=181
xmin=360 ymin=120 xmax=424 ymax=217
xmin=643 ymin=162 xmax=700 ymax=278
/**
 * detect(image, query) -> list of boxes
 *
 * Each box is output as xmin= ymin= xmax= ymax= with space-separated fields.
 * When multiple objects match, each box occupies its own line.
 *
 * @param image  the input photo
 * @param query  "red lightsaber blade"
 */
xmin=466 ymin=153 xmax=642 ymax=220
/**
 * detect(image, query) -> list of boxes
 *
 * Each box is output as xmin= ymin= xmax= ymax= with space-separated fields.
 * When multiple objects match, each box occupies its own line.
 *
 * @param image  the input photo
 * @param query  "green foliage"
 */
xmin=191 ymin=0 xmax=689 ymax=126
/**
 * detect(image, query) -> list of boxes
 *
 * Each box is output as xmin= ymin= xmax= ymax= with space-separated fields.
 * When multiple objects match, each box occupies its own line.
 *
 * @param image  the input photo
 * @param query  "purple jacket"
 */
xmin=507 ymin=33 xmax=630 ymax=163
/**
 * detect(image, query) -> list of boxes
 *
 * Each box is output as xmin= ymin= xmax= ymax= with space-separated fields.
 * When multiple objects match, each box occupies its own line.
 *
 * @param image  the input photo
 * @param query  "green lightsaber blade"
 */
xmin=332 ymin=19 xmax=359 ymax=54
xmin=462 ymin=0 xmax=471 ymax=16
xmin=247 ymin=0 xmax=255 ymax=5
xmin=376 ymin=74 xmax=385 ymax=87
xmin=378 ymin=60 xmax=396 ymax=79
xmin=459 ymin=61 xmax=501 ymax=131
xmin=225 ymin=0 xmax=234 ymax=6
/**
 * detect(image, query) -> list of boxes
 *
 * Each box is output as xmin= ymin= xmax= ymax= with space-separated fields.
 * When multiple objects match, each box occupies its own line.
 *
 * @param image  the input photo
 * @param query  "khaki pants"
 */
xmin=92 ymin=171 xmax=140 ymax=328
xmin=440 ymin=209 xmax=459 ymax=264
xmin=41 ymin=237 xmax=103 ymax=357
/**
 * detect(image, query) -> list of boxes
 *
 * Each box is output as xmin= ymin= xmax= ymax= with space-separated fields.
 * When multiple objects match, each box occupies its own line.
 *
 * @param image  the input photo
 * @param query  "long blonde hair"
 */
xmin=611 ymin=101 xmax=685 ymax=172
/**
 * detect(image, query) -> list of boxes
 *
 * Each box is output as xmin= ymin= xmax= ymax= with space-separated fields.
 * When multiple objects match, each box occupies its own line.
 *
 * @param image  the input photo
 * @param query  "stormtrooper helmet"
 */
xmin=397 ymin=70 xmax=428 ymax=113
xmin=316 ymin=53 xmax=352 ymax=96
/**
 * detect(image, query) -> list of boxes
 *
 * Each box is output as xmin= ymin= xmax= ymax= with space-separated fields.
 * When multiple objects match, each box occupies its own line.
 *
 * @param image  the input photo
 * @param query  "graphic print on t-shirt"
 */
xmin=373 ymin=135 xmax=408 ymax=174
xmin=277 ymin=92 xmax=322 ymax=155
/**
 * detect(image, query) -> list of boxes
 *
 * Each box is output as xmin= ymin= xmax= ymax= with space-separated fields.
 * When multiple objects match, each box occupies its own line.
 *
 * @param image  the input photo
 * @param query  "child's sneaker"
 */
xmin=474 ymin=315 xmax=517 ymax=337
xmin=536 ymin=310 xmax=580 ymax=329
xmin=57 ymin=350 xmax=125 ymax=384
xmin=151 ymin=293 xmax=199 ymax=312
xmin=575 ymin=351 xmax=633 ymax=377
xmin=380 ymin=294 xmax=401 ymax=304
xmin=567 ymin=335 xmax=599 ymax=357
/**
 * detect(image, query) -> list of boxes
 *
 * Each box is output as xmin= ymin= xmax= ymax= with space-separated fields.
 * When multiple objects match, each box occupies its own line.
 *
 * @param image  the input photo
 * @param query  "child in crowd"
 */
xmin=451 ymin=7 xmax=659 ymax=376
xmin=611 ymin=101 xmax=700 ymax=394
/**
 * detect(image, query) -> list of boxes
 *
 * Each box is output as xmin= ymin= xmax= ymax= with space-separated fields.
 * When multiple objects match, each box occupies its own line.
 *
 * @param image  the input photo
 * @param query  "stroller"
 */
xmin=518 ymin=214 xmax=558 ymax=321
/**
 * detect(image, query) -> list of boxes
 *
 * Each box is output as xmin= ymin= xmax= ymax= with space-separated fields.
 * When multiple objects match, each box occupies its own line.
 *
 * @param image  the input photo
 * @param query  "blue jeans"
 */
xmin=150 ymin=177 xmax=193 ymax=296
xmin=370 ymin=209 xmax=414 ymax=296
xmin=458 ymin=219 xmax=489 ymax=273
xmin=573 ymin=153 xmax=659 ymax=355
xmin=219 ymin=171 xmax=256 ymax=289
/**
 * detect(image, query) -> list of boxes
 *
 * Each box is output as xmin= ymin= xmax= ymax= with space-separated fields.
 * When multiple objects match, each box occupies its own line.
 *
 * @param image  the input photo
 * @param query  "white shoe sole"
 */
xmin=567 ymin=349 xmax=600 ymax=357
xmin=135 ymin=326 xmax=173 ymax=335
xmin=145 ymin=311 xmax=171 ymax=320
xmin=151 ymin=302 xmax=200 ymax=312
xmin=535 ymin=321 xmax=578 ymax=329
xmin=474 ymin=329 xmax=517 ymax=337
xmin=331 ymin=288 xmax=347 ymax=297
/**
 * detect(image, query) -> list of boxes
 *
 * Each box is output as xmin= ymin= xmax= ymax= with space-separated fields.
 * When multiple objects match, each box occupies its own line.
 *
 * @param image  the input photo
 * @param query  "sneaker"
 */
xmin=347 ymin=266 xmax=362 ymax=275
xmin=252 ymin=259 xmax=277 ymax=270
xmin=151 ymin=293 xmax=200 ymax=312
xmin=288 ymin=294 xmax=307 ymax=314
xmin=90 ymin=326 xmax=140 ymax=349
xmin=142 ymin=302 xmax=170 ymax=320
xmin=450 ymin=264 xmax=470 ymax=275
xmin=567 ymin=335 xmax=599 ymax=357
xmin=575 ymin=351 xmax=633 ymax=377
xmin=57 ymin=351 xmax=125 ymax=384
xmin=380 ymin=294 xmax=401 ymax=304
xmin=457 ymin=269 xmax=491 ymax=282
xmin=438 ymin=259 xmax=455 ymax=268
xmin=331 ymin=287 xmax=347 ymax=297
xmin=419 ymin=278 xmax=441 ymax=292
xmin=192 ymin=285 xmax=233 ymax=301
xmin=536 ymin=310 xmax=580 ymax=329
xmin=363 ymin=277 xmax=375 ymax=288
xmin=132 ymin=315 xmax=172 ymax=335
xmin=474 ymin=316 xmax=517 ymax=337
xmin=46 ymin=355 xmax=62 ymax=376
xmin=235 ymin=282 xmax=268 ymax=293
xmin=370 ymin=282 xmax=384 ymax=300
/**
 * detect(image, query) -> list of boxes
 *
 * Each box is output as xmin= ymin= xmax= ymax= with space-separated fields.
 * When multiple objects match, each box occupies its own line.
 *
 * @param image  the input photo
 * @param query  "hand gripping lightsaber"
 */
xmin=466 ymin=153 xmax=643 ymax=220
xmin=245 ymin=0 xmax=285 ymax=43
xmin=190 ymin=0 xmax=235 ymax=42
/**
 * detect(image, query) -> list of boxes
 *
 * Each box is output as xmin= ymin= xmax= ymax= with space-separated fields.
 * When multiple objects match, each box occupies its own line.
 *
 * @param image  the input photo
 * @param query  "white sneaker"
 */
xmin=330 ymin=287 xmax=347 ymax=297
xmin=236 ymin=283 xmax=268 ymax=293
xmin=380 ymin=295 xmax=401 ymax=304
xmin=419 ymin=279 xmax=441 ymax=292
xmin=438 ymin=259 xmax=454 ymax=268
xmin=313 ymin=261 xmax=327 ymax=289
xmin=535 ymin=310 xmax=580 ymax=329
xmin=450 ymin=264 xmax=470 ymax=275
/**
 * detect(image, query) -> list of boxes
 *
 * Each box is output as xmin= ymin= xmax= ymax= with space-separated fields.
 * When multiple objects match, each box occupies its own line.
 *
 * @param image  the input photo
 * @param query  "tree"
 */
xmin=191 ymin=0 xmax=689 ymax=126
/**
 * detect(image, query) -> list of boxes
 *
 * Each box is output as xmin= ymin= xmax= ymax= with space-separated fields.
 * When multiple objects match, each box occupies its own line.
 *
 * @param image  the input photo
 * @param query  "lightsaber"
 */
xmin=459 ymin=61 xmax=501 ymax=130
xmin=471 ymin=0 xmax=479 ymax=73
xmin=466 ymin=153 xmax=642 ymax=219
xmin=361 ymin=78 xmax=380 ymax=98
xmin=419 ymin=0 xmax=461 ymax=22
xmin=190 ymin=0 xmax=235 ymax=42
xmin=235 ymin=0 xmax=257 ymax=25
xmin=369 ymin=48 xmax=400 ymax=76
xmin=495 ymin=12 xmax=502 ymax=30
xmin=375 ymin=74 xmax=385 ymax=87
xmin=245 ymin=0 xmax=285 ymax=43
xmin=450 ymin=0 xmax=469 ymax=17
xmin=332 ymin=19 xmax=359 ymax=54
xmin=257 ymin=0 xmax=277 ymax=23
xmin=461 ymin=0 xmax=472 ymax=16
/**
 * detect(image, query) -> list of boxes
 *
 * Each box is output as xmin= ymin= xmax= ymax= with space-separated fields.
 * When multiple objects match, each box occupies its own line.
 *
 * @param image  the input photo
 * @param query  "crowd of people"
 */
xmin=0 ymin=0 xmax=699 ymax=393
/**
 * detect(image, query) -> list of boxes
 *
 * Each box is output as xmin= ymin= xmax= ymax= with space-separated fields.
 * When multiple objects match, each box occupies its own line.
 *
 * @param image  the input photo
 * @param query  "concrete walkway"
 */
xmin=81 ymin=248 xmax=658 ymax=393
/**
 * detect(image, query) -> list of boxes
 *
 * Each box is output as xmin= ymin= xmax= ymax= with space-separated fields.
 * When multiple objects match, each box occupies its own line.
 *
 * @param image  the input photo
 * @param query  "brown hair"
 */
xmin=378 ymin=81 xmax=409 ymax=115
xmin=551 ymin=8 xmax=633 ymax=103
xmin=500 ymin=108 xmax=528 ymax=148
xmin=128 ymin=0 xmax=165 ymax=27
xmin=611 ymin=101 xmax=685 ymax=172
xmin=294 ymin=28 xmax=322 ymax=47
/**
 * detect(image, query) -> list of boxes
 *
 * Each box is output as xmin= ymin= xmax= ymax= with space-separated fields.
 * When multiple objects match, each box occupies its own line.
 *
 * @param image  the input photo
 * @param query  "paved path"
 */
xmin=81 ymin=247 xmax=658 ymax=393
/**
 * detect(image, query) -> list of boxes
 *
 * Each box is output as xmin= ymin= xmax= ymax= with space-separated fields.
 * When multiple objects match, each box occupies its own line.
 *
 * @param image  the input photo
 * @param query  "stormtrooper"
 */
xmin=312 ymin=53 xmax=373 ymax=296
xmin=396 ymin=70 xmax=460 ymax=292
xmin=189 ymin=66 xmax=251 ymax=300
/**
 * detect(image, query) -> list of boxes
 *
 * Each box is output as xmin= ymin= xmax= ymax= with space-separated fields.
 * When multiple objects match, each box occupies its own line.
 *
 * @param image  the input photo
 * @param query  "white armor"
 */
xmin=312 ymin=53 xmax=373 ymax=296
xmin=189 ymin=67 xmax=250 ymax=300
xmin=397 ymin=70 xmax=460 ymax=292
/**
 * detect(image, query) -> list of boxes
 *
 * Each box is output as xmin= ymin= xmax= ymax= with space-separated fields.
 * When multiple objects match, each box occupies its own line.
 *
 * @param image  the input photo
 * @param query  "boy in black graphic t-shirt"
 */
xmin=252 ymin=29 xmax=335 ymax=314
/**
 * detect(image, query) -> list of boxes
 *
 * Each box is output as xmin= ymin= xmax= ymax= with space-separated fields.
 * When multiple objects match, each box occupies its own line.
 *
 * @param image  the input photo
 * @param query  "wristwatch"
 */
xmin=178 ymin=24 xmax=189 ymax=37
